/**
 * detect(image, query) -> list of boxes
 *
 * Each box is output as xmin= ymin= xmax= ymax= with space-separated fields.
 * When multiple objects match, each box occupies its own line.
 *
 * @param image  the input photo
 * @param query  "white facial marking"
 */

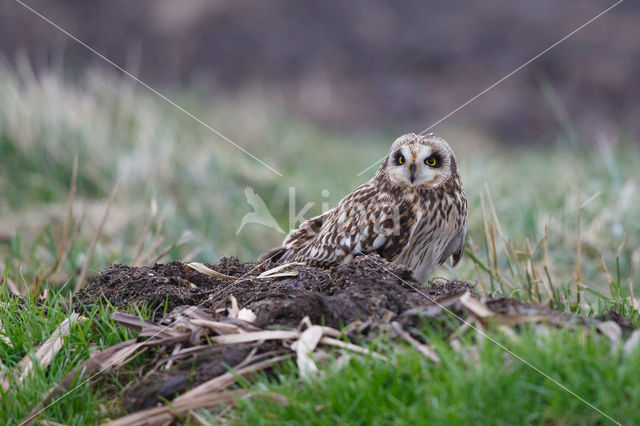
xmin=385 ymin=134 xmax=453 ymax=188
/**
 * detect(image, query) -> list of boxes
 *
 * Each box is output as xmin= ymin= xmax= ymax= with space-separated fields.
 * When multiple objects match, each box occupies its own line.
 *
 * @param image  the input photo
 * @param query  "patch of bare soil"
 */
xmin=76 ymin=255 xmax=473 ymax=328
xmin=57 ymin=255 xmax=636 ymax=425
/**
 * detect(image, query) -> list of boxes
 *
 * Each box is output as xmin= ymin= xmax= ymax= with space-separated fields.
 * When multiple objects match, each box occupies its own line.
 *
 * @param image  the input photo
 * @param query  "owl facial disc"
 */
xmin=385 ymin=133 xmax=455 ymax=188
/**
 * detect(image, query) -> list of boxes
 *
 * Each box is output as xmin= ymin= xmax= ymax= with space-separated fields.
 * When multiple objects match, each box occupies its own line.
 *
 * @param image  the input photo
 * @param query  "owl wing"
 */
xmin=257 ymin=208 xmax=334 ymax=263
xmin=440 ymin=222 xmax=466 ymax=266
xmin=438 ymin=194 xmax=468 ymax=266
xmin=282 ymin=208 xmax=335 ymax=247
xmin=283 ymin=182 xmax=421 ymax=265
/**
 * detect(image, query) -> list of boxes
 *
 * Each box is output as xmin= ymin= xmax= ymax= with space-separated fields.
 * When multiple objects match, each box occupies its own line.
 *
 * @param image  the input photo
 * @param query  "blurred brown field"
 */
xmin=1 ymin=0 xmax=639 ymax=143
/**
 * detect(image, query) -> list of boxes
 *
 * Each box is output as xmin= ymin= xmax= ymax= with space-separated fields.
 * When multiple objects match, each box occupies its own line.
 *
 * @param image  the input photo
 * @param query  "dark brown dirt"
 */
xmin=77 ymin=254 xmax=475 ymax=329
xmin=77 ymin=255 xmax=474 ymax=412
xmin=121 ymin=342 xmax=282 ymax=412
xmin=77 ymin=256 xmax=638 ymax=414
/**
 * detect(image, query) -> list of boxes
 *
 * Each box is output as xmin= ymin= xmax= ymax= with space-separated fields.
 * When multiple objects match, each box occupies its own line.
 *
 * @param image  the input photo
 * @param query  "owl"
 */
xmin=259 ymin=133 xmax=467 ymax=283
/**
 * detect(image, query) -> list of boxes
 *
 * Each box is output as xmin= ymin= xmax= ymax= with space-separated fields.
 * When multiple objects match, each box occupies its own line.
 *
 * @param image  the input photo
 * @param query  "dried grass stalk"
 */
xmin=75 ymin=182 xmax=119 ymax=293
xmin=187 ymin=262 xmax=238 ymax=280
xmin=189 ymin=319 xmax=243 ymax=334
xmin=107 ymin=355 xmax=290 ymax=426
xmin=22 ymin=338 xmax=150 ymax=426
xmin=257 ymin=262 xmax=304 ymax=278
xmin=391 ymin=322 xmax=439 ymax=363
xmin=3 ymin=313 xmax=85 ymax=393
xmin=39 ymin=158 xmax=78 ymax=286
xmin=3 ymin=312 xmax=84 ymax=422
xmin=295 ymin=326 xmax=324 ymax=378
xmin=319 ymin=337 xmax=387 ymax=361
xmin=459 ymin=292 xmax=494 ymax=319
xmin=211 ymin=330 xmax=300 ymax=345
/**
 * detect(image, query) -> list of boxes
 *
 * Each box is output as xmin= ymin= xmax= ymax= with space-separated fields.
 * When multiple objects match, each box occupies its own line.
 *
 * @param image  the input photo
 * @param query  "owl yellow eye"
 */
xmin=393 ymin=151 xmax=406 ymax=166
xmin=425 ymin=156 xmax=437 ymax=167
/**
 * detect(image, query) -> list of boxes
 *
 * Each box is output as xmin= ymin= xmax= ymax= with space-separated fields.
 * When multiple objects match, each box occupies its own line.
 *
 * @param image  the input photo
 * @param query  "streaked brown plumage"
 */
xmin=259 ymin=133 xmax=467 ymax=283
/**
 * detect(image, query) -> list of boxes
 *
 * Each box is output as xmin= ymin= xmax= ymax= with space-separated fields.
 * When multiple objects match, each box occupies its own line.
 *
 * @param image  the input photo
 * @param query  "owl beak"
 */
xmin=409 ymin=163 xmax=416 ymax=183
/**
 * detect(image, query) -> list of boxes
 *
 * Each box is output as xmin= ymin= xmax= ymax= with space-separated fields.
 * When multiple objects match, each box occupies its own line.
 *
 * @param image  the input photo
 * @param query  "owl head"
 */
xmin=382 ymin=133 xmax=458 ymax=188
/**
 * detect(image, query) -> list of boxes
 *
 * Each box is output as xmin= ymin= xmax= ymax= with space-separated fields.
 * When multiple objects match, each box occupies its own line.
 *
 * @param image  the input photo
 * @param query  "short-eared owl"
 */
xmin=259 ymin=133 xmax=467 ymax=283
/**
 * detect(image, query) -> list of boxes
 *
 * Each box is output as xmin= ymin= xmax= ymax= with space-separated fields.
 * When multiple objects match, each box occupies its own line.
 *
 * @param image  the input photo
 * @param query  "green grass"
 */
xmin=0 ymin=287 xmax=148 ymax=425
xmin=230 ymin=327 xmax=640 ymax=425
xmin=1 ymin=64 xmax=639 ymax=424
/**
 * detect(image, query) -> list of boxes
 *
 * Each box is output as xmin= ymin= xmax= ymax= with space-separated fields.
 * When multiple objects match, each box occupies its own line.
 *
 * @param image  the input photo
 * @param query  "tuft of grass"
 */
xmin=0 ymin=285 xmax=154 ymax=425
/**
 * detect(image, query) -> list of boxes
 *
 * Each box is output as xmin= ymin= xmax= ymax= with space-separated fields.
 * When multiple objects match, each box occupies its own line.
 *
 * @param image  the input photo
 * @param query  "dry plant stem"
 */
xmin=189 ymin=261 xmax=300 ymax=282
xmin=211 ymin=330 xmax=300 ymax=345
xmin=508 ymin=239 xmax=526 ymax=294
xmin=319 ymin=337 xmax=387 ymax=361
xmin=53 ymin=213 xmax=85 ymax=285
xmin=576 ymin=189 xmax=582 ymax=305
xmin=165 ymin=344 xmax=181 ymax=370
xmin=296 ymin=326 xmax=324 ymax=378
xmin=484 ymin=183 xmax=505 ymax=237
xmin=22 ymin=338 xmax=140 ymax=426
xmin=599 ymin=248 xmax=613 ymax=284
xmin=257 ymin=262 xmax=305 ymax=278
xmin=480 ymin=188 xmax=511 ymax=294
xmin=2 ymin=313 xmax=85 ymax=392
xmin=490 ymin=217 xmax=498 ymax=277
xmin=132 ymin=205 xmax=167 ymax=266
xmin=75 ymin=182 xmax=120 ymax=294
xmin=391 ymin=321 xmax=439 ymax=362
xmin=459 ymin=292 xmax=494 ymax=318
xmin=187 ymin=262 xmax=238 ymax=280
xmin=150 ymin=231 xmax=191 ymax=264
xmin=175 ymin=355 xmax=291 ymax=403
xmin=479 ymin=194 xmax=495 ymax=292
xmin=487 ymin=186 xmax=516 ymax=293
xmin=540 ymin=223 xmax=554 ymax=298
xmin=39 ymin=157 xmax=78 ymax=286
xmin=467 ymin=239 xmax=489 ymax=296
xmin=0 ymin=321 xmax=11 ymax=348
xmin=189 ymin=319 xmax=244 ymax=334
xmin=106 ymin=356 xmax=291 ymax=426
xmin=5 ymin=276 xmax=21 ymax=296
xmin=485 ymin=188 xmax=501 ymax=275
xmin=525 ymin=238 xmax=541 ymax=302
xmin=628 ymin=279 xmax=638 ymax=310
xmin=191 ymin=411 xmax=215 ymax=426
xmin=105 ymin=392 xmax=239 ymax=426
xmin=131 ymin=198 xmax=158 ymax=264
xmin=230 ymin=295 xmax=240 ymax=317
xmin=133 ymin=235 xmax=165 ymax=267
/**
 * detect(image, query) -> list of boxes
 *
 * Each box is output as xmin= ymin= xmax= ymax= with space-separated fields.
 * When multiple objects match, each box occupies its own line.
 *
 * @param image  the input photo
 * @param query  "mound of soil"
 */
xmin=77 ymin=255 xmax=474 ymax=328
xmin=73 ymin=256 xmax=639 ymax=416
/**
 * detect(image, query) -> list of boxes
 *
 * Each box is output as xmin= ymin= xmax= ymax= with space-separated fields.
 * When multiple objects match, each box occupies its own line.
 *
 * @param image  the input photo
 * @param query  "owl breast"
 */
xmin=394 ymin=194 xmax=466 ymax=283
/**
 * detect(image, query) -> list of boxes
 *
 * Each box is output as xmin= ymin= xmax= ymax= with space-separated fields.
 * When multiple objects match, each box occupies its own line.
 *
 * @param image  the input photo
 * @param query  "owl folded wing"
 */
xmin=439 ymin=219 xmax=466 ymax=266
xmin=283 ymin=193 xmax=421 ymax=266
xmin=257 ymin=208 xmax=335 ymax=263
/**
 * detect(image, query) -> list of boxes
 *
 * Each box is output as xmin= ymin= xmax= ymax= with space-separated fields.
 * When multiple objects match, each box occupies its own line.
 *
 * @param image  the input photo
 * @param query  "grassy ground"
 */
xmin=230 ymin=328 xmax=640 ymax=425
xmin=1 ymin=65 xmax=639 ymax=424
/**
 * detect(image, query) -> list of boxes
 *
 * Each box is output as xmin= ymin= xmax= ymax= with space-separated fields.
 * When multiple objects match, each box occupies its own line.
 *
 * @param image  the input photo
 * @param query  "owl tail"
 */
xmin=257 ymin=246 xmax=288 ymax=263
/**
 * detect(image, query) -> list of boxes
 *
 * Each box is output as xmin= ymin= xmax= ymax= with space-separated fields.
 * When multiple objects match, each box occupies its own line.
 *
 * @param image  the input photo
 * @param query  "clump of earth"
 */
xmin=73 ymin=255 xmax=636 ymax=415
xmin=76 ymin=254 xmax=474 ymax=328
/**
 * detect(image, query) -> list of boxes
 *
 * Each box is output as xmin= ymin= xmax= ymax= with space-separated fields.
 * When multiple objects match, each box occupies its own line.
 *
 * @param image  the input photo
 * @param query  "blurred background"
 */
xmin=2 ymin=0 xmax=639 ymax=142
xmin=1 ymin=0 xmax=639 ymax=299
